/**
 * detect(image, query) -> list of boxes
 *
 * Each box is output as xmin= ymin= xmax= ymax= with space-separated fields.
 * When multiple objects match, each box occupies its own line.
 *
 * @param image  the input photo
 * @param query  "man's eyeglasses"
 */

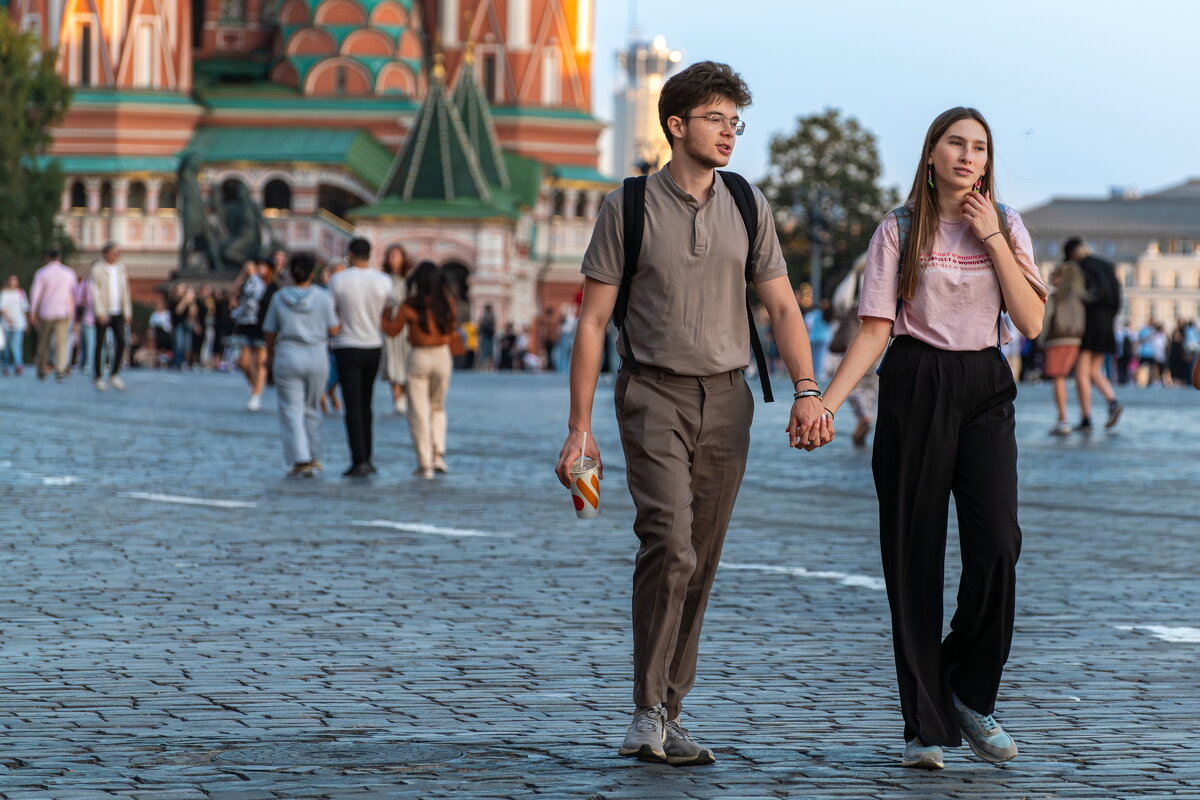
xmin=681 ymin=113 xmax=746 ymax=136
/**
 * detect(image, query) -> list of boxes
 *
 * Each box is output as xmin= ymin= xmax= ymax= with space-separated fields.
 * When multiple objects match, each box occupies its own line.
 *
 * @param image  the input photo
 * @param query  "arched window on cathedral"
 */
xmin=264 ymin=179 xmax=292 ymax=212
xmin=69 ymin=181 xmax=87 ymax=210
xmin=99 ymin=181 xmax=114 ymax=212
xmin=127 ymin=181 xmax=147 ymax=211
xmin=550 ymin=190 xmax=566 ymax=218
xmin=574 ymin=191 xmax=589 ymax=220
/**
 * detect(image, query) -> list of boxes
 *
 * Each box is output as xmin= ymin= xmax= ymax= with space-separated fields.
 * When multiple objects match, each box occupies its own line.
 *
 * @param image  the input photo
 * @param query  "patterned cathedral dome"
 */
xmin=270 ymin=0 xmax=426 ymax=97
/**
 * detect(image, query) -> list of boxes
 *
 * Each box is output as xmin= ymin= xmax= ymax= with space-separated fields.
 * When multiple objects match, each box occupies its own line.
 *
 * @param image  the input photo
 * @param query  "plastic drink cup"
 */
xmin=569 ymin=457 xmax=601 ymax=519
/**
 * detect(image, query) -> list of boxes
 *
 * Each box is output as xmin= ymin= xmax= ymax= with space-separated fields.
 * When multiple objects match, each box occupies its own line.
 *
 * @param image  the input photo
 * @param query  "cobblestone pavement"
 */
xmin=1 ymin=368 xmax=1198 ymax=799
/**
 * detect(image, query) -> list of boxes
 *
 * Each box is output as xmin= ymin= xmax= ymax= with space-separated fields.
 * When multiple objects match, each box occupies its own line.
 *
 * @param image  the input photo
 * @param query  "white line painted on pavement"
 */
xmin=351 ymin=520 xmax=510 ymax=538
xmin=119 ymin=492 xmax=258 ymax=509
xmin=42 ymin=476 xmax=79 ymax=486
xmin=720 ymin=561 xmax=886 ymax=591
xmin=1116 ymin=625 xmax=1200 ymax=643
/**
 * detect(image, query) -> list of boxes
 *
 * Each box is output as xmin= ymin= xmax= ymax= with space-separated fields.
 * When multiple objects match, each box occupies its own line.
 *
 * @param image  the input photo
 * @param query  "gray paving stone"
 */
xmin=0 ymin=371 xmax=1198 ymax=798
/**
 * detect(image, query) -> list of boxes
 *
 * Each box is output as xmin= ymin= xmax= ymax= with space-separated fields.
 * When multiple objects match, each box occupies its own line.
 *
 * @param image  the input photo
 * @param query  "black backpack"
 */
xmin=612 ymin=171 xmax=774 ymax=402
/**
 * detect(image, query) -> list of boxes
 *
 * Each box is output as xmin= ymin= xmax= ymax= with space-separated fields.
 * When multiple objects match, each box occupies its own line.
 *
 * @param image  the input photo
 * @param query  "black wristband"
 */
xmin=793 ymin=377 xmax=817 ymax=387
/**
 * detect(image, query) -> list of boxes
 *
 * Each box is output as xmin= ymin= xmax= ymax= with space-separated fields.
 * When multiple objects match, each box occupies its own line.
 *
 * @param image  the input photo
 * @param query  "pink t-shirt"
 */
xmin=859 ymin=207 xmax=1046 ymax=351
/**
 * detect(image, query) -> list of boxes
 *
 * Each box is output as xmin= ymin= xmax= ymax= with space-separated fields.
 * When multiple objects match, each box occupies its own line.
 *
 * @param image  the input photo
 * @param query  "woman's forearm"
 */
xmin=987 ymin=239 xmax=1043 ymax=339
xmin=822 ymin=318 xmax=893 ymax=414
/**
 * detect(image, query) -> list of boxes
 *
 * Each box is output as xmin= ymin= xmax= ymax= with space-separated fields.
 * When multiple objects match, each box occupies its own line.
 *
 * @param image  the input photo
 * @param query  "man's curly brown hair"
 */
xmin=658 ymin=61 xmax=753 ymax=145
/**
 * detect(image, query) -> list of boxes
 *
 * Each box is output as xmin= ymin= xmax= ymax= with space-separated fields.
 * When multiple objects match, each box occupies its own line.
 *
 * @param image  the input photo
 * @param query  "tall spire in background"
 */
xmin=452 ymin=43 xmax=510 ymax=192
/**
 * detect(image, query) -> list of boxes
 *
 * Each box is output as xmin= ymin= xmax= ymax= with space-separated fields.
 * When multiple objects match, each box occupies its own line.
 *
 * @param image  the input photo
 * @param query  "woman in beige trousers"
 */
xmin=384 ymin=261 xmax=458 ymax=479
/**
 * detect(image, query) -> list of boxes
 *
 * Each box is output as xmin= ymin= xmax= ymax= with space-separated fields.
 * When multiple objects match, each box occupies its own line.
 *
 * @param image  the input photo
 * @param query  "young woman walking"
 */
xmin=1041 ymin=262 xmax=1087 ymax=435
xmin=263 ymin=253 xmax=340 ymax=478
xmin=383 ymin=262 xmax=457 ymax=479
xmin=381 ymin=245 xmax=412 ymax=415
xmin=810 ymin=107 xmax=1047 ymax=769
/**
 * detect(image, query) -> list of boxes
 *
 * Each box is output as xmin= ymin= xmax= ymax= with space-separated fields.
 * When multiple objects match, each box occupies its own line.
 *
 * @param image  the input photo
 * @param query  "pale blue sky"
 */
xmin=592 ymin=0 xmax=1200 ymax=211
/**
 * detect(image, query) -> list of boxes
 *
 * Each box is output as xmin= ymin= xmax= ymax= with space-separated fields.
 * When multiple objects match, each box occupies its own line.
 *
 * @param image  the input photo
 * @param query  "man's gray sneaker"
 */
xmin=618 ymin=705 xmax=666 ymax=762
xmin=954 ymin=695 xmax=1018 ymax=763
xmin=664 ymin=720 xmax=715 ymax=766
xmin=901 ymin=738 xmax=944 ymax=769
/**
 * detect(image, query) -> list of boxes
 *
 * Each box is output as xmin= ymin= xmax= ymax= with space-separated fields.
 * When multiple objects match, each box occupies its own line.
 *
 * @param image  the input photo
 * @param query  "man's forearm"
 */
xmin=771 ymin=304 xmax=817 ymax=385
xmin=567 ymin=321 xmax=606 ymax=432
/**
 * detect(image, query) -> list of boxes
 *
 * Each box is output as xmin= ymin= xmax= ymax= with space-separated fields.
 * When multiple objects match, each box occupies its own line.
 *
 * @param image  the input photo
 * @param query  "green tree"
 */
xmin=0 ymin=12 xmax=73 ymax=285
xmin=761 ymin=108 xmax=899 ymax=299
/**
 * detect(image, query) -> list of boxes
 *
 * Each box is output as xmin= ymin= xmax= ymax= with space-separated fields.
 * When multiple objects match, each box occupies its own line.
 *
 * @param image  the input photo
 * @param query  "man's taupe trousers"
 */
xmin=35 ymin=317 xmax=71 ymax=377
xmin=615 ymin=365 xmax=753 ymax=719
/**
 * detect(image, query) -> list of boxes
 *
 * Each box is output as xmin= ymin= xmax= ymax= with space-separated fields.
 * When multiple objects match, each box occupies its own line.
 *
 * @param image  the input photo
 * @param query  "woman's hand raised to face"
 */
xmin=961 ymin=191 xmax=1002 ymax=242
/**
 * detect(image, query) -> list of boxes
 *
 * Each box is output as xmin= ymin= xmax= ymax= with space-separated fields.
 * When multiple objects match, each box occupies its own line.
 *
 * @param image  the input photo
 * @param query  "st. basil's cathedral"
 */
xmin=3 ymin=0 xmax=611 ymax=325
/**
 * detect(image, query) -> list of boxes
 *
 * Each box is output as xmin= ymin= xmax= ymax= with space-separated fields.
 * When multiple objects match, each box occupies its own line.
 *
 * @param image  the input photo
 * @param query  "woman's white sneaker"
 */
xmin=901 ymin=738 xmax=944 ymax=769
xmin=954 ymin=695 xmax=1018 ymax=763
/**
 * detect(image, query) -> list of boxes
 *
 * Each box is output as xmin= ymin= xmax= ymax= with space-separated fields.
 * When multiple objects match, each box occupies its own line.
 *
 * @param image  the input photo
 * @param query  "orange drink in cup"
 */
xmin=568 ymin=434 xmax=600 ymax=519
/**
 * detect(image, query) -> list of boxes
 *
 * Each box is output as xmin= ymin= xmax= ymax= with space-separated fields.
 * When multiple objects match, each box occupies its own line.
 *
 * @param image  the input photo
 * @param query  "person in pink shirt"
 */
xmin=29 ymin=249 xmax=78 ymax=381
xmin=811 ymin=108 xmax=1047 ymax=770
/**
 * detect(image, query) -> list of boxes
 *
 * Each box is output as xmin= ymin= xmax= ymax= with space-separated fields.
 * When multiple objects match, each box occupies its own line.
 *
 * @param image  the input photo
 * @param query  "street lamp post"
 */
xmin=793 ymin=186 xmax=842 ymax=303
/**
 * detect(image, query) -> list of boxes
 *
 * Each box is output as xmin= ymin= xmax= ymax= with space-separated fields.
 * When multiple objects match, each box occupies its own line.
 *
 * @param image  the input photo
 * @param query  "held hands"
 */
xmin=787 ymin=396 xmax=835 ymax=452
xmin=555 ymin=429 xmax=603 ymax=488
xmin=962 ymin=191 xmax=1001 ymax=243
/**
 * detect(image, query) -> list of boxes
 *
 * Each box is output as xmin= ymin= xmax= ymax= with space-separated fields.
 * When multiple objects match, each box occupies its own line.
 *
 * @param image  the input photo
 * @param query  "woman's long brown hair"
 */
xmin=898 ymin=107 xmax=1043 ymax=302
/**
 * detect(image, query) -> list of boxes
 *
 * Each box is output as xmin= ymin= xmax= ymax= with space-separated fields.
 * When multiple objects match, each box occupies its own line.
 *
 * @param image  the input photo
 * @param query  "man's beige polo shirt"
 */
xmin=581 ymin=164 xmax=788 ymax=376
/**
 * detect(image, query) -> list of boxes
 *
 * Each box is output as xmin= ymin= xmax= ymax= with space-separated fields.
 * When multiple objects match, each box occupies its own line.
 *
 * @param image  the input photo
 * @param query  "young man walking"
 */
xmin=554 ymin=61 xmax=828 ymax=766
xmin=329 ymin=237 xmax=392 ymax=477
xmin=29 ymin=250 xmax=77 ymax=381
xmin=89 ymin=243 xmax=133 ymax=390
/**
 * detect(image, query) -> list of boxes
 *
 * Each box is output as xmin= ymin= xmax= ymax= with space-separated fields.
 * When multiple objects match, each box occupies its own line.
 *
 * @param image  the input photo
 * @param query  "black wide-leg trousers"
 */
xmin=872 ymin=336 xmax=1022 ymax=746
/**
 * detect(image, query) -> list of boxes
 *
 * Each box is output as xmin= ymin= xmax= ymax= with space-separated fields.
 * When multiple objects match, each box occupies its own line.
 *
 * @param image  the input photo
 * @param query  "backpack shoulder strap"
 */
xmin=718 ymin=171 xmax=759 ymax=282
xmin=892 ymin=205 xmax=912 ymax=265
xmin=890 ymin=205 xmax=913 ymax=318
xmin=718 ymin=170 xmax=773 ymax=403
xmin=613 ymin=175 xmax=647 ymax=374
xmin=614 ymin=175 xmax=647 ymax=330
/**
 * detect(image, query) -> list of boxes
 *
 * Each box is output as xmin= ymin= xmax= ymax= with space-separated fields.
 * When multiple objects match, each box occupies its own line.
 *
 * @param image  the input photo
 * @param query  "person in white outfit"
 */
xmin=329 ymin=238 xmax=394 ymax=477
xmin=381 ymin=244 xmax=412 ymax=414
xmin=89 ymin=242 xmax=133 ymax=391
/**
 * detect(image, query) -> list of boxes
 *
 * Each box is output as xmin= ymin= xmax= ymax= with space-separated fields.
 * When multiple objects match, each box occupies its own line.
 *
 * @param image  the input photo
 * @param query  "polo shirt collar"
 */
xmin=658 ymin=161 xmax=722 ymax=206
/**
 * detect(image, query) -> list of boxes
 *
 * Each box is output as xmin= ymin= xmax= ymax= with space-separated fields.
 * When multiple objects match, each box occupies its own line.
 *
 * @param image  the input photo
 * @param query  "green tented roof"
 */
xmin=38 ymin=155 xmax=181 ymax=175
xmin=185 ymin=127 xmax=393 ymax=189
xmin=453 ymin=62 xmax=510 ymax=192
xmin=377 ymin=72 xmax=492 ymax=203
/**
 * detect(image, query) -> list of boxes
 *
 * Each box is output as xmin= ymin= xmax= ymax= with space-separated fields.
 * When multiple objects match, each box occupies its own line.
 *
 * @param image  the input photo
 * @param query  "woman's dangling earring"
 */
xmin=926 ymin=165 xmax=934 ymax=189
xmin=973 ymin=178 xmax=983 ymax=193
